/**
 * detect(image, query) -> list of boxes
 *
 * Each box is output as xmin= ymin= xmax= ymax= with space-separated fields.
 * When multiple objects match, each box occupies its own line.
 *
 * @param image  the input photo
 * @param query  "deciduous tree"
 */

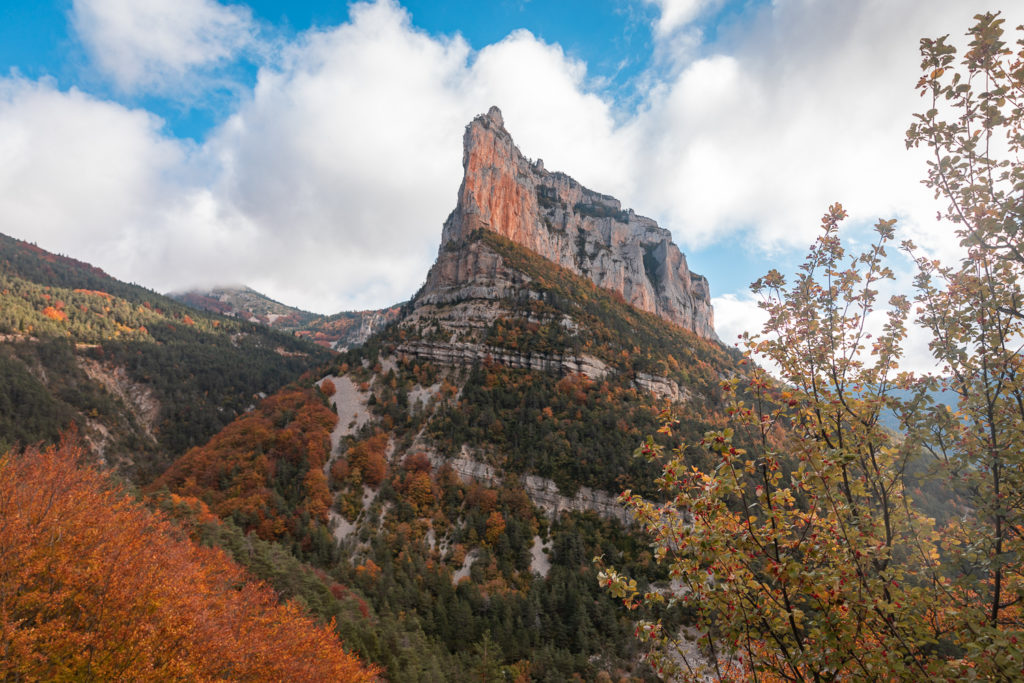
xmin=0 ymin=437 xmax=378 ymax=681
xmin=602 ymin=13 xmax=1024 ymax=680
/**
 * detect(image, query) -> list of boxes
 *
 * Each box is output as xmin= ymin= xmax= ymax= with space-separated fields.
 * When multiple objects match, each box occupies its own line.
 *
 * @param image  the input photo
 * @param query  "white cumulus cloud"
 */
xmin=0 ymin=77 xmax=187 ymax=263
xmin=71 ymin=0 xmax=256 ymax=93
xmin=644 ymin=0 xmax=721 ymax=37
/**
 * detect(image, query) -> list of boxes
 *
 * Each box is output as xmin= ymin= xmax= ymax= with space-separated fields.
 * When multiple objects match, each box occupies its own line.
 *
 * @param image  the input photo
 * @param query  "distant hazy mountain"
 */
xmin=170 ymin=285 xmax=402 ymax=351
xmin=169 ymin=285 xmax=320 ymax=327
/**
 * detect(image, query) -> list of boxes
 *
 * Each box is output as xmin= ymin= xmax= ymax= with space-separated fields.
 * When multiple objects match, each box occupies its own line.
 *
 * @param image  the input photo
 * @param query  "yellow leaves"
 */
xmin=771 ymin=487 xmax=796 ymax=508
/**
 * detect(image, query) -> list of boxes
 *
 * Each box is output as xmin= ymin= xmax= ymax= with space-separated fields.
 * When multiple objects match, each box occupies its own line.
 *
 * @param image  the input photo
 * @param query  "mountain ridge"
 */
xmin=170 ymin=284 xmax=402 ymax=351
xmin=0 ymin=232 xmax=331 ymax=479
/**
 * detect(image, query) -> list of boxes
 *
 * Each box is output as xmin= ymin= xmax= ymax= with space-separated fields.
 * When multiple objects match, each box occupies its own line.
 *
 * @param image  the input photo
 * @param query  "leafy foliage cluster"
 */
xmin=153 ymin=489 xmax=466 ymax=681
xmin=344 ymin=503 xmax=661 ymax=680
xmin=428 ymin=364 xmax=699 ymax=497
xmin=602 ymin=13 xmax=1024 ymax=681
xmin=0 ymin=438 xmax=377 ymax=681
xmin=0 ymin=339 xmax=129 ymax=451
xmin=331 ymin=441 xmax=670 ymax=680
xmin=154 ymin=385 xmax=338 ymax=564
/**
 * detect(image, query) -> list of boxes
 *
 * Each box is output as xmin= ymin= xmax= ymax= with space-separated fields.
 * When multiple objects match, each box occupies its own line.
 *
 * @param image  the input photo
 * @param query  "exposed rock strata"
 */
xmin=397 ymin=340 xmax=608 ymax=381
xmin=438 ymin=106 xmax=716 ymax=340
xmin=414 ymin=237 xmax=531 ymax=309
xmin=633 ymin=372 xmax=690 ymax=403
xmin=440 ymin=451 xmax=631 ymax=524
xmin=397 ymin=342 xmax=685 ymax=403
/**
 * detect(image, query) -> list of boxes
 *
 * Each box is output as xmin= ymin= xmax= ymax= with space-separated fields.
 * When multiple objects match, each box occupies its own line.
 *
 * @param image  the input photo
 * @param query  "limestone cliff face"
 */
xmin=439 ymin=106 xmax=716 ymax=340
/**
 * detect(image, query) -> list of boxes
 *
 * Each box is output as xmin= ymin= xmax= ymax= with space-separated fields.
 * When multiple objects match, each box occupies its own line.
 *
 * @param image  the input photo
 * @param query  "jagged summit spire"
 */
xmin=484 ymin=105 xmax=504 ymax=128
xmin=435 ymin=108 xmax=717 ymax=340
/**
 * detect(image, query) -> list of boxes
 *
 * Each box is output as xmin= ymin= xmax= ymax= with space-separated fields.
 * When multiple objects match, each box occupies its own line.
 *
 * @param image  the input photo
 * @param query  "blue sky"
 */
xmin=1 ymin=0 xmax=1021 ymax=363
xmin=1 ymin=1 xmax=757 ymax=139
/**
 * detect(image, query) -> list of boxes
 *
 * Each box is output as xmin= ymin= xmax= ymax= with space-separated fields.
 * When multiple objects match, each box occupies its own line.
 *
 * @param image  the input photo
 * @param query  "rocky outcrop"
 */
xmin=77 ymin=357 xmax=160 ymax=444
xmin=397 ymin=340 xmax=609 ymax=380
xmin=438 ymin=106 xmax=716 ymax=340
xmin=414 ymin=237 xmax=532 ymax=309
xmin=633 ymin=372 xmax=690 ymax=403
xmin=522 ymin=474 xmax=630 ymax=524
xmin=441 ymin=451 xmax=630 ymax=524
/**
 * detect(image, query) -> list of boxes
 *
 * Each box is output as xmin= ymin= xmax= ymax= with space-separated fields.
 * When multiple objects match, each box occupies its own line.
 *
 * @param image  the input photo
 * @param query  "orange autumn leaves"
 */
xmin=0 ymin=438 xmax=377 ymax=681
xmin=154 ymin=387 xmax=336 ymax=543
xmin=346 ymin=432 xmax=389 ymax=488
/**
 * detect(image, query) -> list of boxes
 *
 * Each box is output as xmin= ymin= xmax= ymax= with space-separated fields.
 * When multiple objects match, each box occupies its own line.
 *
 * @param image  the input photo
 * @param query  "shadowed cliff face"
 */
xmin=438 ymin=106 xmax=717 ymax=340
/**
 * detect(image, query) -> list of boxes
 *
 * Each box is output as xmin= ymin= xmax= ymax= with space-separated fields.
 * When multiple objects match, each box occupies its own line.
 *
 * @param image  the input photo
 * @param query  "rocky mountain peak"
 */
xmin=437 ymin=107 xmax=716 ymax=340
xmin=485 ymin=104 xmax=504 ymax=128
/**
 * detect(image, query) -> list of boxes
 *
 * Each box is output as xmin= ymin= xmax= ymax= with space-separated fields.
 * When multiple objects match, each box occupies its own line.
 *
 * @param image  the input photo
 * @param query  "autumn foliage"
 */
xmin=346 ymin=431 xmax=389 ymax=488
xmin=154 ymin=386 xmax=336 ymax=544
xmin=603 ymin=13 xmax=1024 ymax=680
xmin=0 ymin=438 xmax=377 ymax=681
xmin=40 ymin=305 xmax=66 ymax=321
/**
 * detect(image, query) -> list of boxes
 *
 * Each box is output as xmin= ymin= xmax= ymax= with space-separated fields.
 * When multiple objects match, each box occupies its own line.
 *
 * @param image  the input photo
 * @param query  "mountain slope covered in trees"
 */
xmin=153 ymin=224 xmax=747 ymax=678
xmin=0 ymin=438 xmax=378 ymax=681
xmin=0 ymin=232 xmax=332 ymax=480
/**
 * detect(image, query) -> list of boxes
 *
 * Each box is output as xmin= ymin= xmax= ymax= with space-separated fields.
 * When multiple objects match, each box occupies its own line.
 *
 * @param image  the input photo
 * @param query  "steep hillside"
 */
xmin=0 ymin=233 xmax=332 ymax=480
xmin=395 ymin=228 xmax=738 ymax=494
xmin=0 ymin=439 xmax=377 ymax=681
xmin=160 ymin=244 xmax=739 ymax=677
xmin=171 ymin=284 xmax=403 ymax=350
xmin=155 ymin=109 xmax=744 ymax=679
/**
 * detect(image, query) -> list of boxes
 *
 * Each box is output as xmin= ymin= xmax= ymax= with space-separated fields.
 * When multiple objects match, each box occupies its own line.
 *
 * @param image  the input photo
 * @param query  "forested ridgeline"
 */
xmin=0 ymin=232 xmax=331 ymax=480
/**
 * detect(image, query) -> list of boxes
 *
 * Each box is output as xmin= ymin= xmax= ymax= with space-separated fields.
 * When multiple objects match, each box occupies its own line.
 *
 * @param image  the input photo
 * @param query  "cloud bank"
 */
xmin=2 ymin=0 xmax=1021 ymax=318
